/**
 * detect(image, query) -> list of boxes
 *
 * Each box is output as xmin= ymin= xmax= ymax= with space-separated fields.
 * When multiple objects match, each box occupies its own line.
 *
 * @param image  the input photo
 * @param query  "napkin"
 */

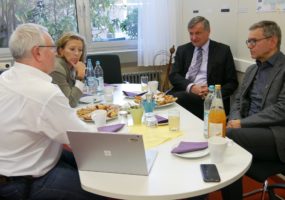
xmin=171 ymin=141 xmax=208 ymax=154
xmin=155 ymin=115 xmax=168 ymax=124
xmin=122 ymin=91 xmax=147 ymax=98
xmin=97 ymin=123 xmax=125 ymax=132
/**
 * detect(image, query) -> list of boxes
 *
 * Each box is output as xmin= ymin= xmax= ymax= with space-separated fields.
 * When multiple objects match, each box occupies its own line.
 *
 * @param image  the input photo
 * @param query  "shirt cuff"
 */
xmin=75 ymin=80 xmax=84 ymax=91
xmin=186 ymin=83 xmax=194 ymax=93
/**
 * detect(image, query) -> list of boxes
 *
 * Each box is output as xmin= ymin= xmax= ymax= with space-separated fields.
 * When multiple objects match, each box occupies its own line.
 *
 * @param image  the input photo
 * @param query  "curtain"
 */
xmin=137 ymin=0 xmax=178 ymax=66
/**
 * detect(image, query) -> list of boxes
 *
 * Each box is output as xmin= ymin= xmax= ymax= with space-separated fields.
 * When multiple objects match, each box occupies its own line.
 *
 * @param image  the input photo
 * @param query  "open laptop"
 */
xmin=67 ymin=131 xmax=158 ymax=176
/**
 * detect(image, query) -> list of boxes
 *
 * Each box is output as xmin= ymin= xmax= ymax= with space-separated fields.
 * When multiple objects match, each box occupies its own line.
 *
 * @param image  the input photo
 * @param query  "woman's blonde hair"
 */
xmin=56 ymin=32 xmax=86 ymax=62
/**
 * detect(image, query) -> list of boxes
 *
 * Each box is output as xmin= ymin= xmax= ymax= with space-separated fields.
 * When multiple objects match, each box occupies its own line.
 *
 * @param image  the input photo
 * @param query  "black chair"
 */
xmin=243 ymin=161 xmax=285 ymax=200
xmin=267 ymin=183 xmax=285 ymax=200
xmin=86 ymin=54 xmax=123 ymax=84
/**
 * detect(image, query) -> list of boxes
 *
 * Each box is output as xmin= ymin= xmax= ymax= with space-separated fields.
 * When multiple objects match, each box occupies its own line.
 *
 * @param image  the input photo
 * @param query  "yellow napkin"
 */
xmin=129 ymin=125 xmax=183 ymax=149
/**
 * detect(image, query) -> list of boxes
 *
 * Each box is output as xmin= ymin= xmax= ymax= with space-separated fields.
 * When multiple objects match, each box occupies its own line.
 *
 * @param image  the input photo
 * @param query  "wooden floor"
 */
xmin=209 ymin=175 xmax=285 ymax=200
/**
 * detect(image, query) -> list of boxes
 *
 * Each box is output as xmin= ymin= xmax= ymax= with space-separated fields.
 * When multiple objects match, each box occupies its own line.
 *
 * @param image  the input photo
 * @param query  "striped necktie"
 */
xmin=187 ymin=48 xmax=203 ymax=82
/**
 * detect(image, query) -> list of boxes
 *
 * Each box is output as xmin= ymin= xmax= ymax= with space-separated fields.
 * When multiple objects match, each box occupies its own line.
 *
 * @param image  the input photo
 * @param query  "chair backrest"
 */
xmin=86 ymin=54 xmax=123 ymax=84
xmin=161 ymin=45 xmax=175 ymax=92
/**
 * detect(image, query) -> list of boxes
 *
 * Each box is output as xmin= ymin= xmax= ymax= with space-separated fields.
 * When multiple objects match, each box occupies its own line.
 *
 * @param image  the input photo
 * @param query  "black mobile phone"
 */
xmin=200 ymin=164 xmax=221 ymax=182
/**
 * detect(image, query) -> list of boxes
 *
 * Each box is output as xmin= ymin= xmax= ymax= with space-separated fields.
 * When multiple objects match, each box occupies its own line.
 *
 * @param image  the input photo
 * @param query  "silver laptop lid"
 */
xmin=67 ymin=131 xmax=157 ymax=176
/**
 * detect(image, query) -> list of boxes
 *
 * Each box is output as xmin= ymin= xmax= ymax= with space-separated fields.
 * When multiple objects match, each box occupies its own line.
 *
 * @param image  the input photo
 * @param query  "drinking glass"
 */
xmin=141 ymin=76 xmax=148 ymax=92
xmin=148 ymin=81 xmax=159 ymax=94
xmin=168 ymin=110 xmax=180 ymax=131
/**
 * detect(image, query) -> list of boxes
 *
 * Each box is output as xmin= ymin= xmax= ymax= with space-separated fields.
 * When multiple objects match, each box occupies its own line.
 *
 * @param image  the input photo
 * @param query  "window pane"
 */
xmin=89 ymin=0 xmax=139 ymax=42
xmin=0 ymin=0 xmax=77 ymax=48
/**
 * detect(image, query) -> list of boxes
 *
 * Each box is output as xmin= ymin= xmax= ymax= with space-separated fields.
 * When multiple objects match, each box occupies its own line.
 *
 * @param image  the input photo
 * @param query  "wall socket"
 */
xmin=0 ymin=62 xmax=11 ymax=70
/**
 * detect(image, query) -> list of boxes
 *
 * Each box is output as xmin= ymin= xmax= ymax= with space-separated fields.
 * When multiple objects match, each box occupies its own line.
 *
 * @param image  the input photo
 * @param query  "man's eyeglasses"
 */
xmin=245 ymin=36 xmax=271 ymax=46
xmin=38 ymin=45 xmax=57 ymax=51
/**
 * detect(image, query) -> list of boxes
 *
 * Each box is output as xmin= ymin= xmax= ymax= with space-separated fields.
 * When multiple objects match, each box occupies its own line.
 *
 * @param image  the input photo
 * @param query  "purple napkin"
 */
xmin=171 ymin=141 xmax=208 ymax=154
xmin=122 ymin=91 xmax=147 ymax=98
xmin=97 ymin=124 xmax=125 ymax=132
xmin=155 ymin=115 xmax=168 ymax=124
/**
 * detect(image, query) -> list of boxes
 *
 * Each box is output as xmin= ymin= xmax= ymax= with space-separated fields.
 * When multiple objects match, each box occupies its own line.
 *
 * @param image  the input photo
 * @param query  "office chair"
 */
xmin=86 ymin=54 xmax=123 ymax=84
xmin=243 ymin=160 xmax=285 ymax=200
xmin=267 ymin=183 xmax=285 ymax=200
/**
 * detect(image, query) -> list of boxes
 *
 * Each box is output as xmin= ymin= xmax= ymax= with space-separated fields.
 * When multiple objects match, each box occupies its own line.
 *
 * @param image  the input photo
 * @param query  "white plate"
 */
xmin=172 ymin=143 xmax=209 ymax=158
xmin=76 ymin=104 xmax=120 ymax=123
xmin=81 ymin=116 xmax=118 ymax=123
xmin=155 ymin=101 xmax=176 ymax=108
xmin=79 ymin=96 xmax=101 ymax=104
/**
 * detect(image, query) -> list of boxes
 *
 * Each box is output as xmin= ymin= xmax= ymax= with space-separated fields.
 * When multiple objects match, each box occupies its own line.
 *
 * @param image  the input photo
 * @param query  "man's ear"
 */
xmin=31 ymin=46 xmax=42 ymax=62
xmin=270 ymin=36 xmax=278 ymax=49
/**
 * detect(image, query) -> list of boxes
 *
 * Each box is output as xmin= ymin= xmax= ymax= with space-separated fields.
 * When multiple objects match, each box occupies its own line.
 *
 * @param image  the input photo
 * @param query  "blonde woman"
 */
xmin=50 ymin=32 xmax=86 ymax=107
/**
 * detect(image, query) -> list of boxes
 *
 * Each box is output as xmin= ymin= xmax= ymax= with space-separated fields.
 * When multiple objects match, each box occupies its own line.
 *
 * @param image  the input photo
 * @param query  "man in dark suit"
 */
xmin=169 ymin=16 xmax=238 ymax=119
xmin=221 ymin=20 xmax=285 ymax=200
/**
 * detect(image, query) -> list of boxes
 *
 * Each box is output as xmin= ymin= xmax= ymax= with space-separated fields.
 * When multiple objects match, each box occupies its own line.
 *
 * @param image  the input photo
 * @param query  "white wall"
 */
xmin=180 ymin=0 xmax=285 ymax=72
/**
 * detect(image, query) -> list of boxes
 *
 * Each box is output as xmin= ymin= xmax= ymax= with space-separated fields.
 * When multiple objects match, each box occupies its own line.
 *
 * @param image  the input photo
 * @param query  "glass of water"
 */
xmin=140 ymin=76 xmax=148 ymax=92
xmin=168 ymin=110 xmax=180 ymax=131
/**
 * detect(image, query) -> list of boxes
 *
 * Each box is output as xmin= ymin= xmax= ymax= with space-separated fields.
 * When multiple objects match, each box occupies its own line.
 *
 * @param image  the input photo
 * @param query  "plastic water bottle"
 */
xmin=86 ymin=59 xmax=96 ymax=95
xmin=94 ymin=60 xmax=104 ymax=94
xmin=203 ymin=85 xmax=215 ymax=138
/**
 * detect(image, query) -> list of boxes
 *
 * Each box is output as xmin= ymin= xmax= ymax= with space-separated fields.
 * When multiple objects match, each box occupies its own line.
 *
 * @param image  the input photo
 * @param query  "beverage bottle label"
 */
xmin=208 ymin=122 xmax=223 ymax=137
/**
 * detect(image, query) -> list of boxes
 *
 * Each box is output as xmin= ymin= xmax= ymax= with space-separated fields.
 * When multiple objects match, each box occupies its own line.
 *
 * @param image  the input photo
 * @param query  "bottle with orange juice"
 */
xmin=208 ymin=84 xmax=226 ymax=137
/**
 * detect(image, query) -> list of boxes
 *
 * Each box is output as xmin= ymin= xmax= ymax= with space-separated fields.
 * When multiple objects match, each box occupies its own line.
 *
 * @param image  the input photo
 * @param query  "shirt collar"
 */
xmin=256 ymin=51 xmax=281 ymax=67
xmin=14 ymin=62 xmax=52 ymax=82
xmin=195 ymin=39 xmax=210 ymax=52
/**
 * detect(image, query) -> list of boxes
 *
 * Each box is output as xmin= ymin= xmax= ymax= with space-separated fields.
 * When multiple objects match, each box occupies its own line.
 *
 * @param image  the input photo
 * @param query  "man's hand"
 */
xmin=73 ymin=61 xmax=86 ymax=81
xmin=190 ymin=84 xmax=209 ymax=99
xmin=227 ymin=120 xmax=241 ymax=128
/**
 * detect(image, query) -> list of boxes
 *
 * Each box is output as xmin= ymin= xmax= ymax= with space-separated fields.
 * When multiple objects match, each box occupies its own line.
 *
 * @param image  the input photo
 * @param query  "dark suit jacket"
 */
xmin=229 ymin=52 xmax=285 ymax=162
xmin=169 ymin=40 xmax=238 ymax=113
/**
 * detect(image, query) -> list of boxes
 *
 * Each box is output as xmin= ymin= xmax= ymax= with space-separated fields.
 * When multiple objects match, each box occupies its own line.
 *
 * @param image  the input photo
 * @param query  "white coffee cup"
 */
xmin=91 ymin=110 xmax=107 ymax=127
xmin=148 ymin=81 xmax=158 ymax=93
xmin=208 ymin=136 xmax=228 ymax=163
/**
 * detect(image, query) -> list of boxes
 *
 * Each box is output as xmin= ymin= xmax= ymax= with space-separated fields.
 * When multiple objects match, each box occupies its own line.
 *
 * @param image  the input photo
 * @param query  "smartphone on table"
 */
xmin=200 ymin=164 xmax=221 ymax=182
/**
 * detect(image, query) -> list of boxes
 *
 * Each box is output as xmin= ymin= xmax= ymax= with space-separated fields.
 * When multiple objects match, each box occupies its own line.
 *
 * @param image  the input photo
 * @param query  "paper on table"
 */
xmin=97 ymin=123 xmax=125 ymax=132
xmin=129 ymin=125 xmax=182 ymax=149
xmin=171 ymin=141 xmax=208 ymax=154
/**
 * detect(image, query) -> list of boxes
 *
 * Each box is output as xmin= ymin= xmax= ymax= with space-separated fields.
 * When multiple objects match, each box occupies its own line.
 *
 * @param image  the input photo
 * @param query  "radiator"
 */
xmin=122 ymin=71 xmax=161 ymax=83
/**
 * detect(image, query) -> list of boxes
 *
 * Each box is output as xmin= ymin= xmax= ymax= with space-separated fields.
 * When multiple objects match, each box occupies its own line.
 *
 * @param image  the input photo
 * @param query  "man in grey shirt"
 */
xmin=222 ymin=20 xmax=285 ymax=200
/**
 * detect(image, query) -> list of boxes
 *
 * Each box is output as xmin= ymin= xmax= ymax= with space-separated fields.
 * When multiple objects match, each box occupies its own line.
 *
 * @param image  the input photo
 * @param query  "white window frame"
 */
xmin=0 ymin=0 xmax=138 ymax=62
xmin=77 ymin=0 xmax=137 ymax=54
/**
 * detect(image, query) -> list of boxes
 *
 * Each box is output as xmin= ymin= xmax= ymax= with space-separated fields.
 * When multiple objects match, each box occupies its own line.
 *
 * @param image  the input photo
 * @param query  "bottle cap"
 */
xmin=215 ymin=84 xmax=221 ymax=90
xmin=208 ymin=85 xmax=215 ymax=91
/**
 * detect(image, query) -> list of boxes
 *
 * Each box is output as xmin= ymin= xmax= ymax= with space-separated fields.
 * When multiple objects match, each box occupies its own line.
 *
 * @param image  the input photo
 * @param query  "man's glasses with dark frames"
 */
xmin=245 ymin=36 xmax=271 ymax=46
xmin=38 ymin=45 xmax=57 ymax=52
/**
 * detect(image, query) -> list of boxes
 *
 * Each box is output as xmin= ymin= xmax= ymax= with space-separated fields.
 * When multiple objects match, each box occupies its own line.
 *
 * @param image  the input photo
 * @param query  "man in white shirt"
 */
xmin=0 ymin=23 xmax=105 ymax=199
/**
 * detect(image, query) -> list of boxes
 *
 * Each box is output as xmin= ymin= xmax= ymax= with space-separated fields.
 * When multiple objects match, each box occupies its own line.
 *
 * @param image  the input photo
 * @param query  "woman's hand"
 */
xmin=73 ymin=61 xmax=86 ymax=81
